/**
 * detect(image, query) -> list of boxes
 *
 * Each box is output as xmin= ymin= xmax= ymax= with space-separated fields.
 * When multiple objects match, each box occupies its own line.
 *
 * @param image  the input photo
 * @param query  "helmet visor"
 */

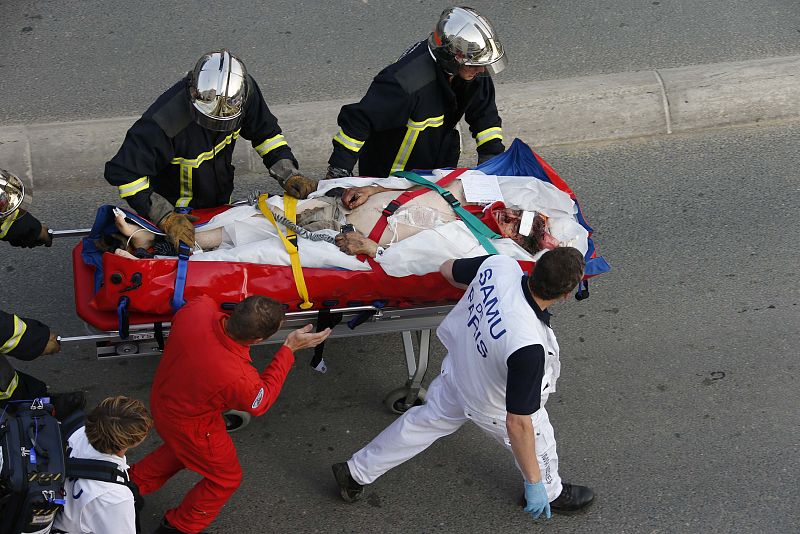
xmin=482 ymin=53 xmax=508 ymax=76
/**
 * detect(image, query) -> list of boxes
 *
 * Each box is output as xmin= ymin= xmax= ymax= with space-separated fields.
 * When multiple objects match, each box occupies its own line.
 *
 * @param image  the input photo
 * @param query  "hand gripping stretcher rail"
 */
xmin=54 ymin=140 xmax=610 ymax=430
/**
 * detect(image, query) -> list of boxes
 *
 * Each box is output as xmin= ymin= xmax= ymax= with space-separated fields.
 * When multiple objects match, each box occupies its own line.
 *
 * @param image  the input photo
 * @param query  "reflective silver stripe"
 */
xmin=1 ymin=315 xmax=27 ymax=354
xmin=254 ymin=134 xmax=288 ymax=157
xmin=0 ymin=372 xmax=19 ymax=400
xmin=117 ymin=176 xmax=150 ymax=199
xmin=407 ymin=116 xmax=444 ymax=130
xmin=332 ymin=129 xmax=365 ymax=153
xmin=475 ymin=126 xmax=503 ymax=147
xmin=176 ymin=165 xmax=193 ymax=208
xmin=170 ymin=130 xmax=240 ymax=168
xmin=390 ymin=116 xmax=445 ymax=172
xmin=0 ymin=209 xmax=21 ymax=239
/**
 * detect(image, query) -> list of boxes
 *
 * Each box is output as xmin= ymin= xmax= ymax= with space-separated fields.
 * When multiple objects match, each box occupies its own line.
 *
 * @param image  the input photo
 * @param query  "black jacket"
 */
xmin=329 ymin=40 xmax=504 ymax=177
xmin=105 ymin=75 xmax=297 ymax=217
xmin=0 ymin=209 xmax=42 ymax=248
xmin=1 ymin=309 xmax=49 ymax=399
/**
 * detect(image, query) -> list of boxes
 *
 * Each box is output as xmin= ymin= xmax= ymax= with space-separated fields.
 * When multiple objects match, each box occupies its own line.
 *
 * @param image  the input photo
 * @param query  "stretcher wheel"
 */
xmin=383 ymin=387 xmax=427 ymax=415
xmin=223 ymin=410 xmax=251 ymax=432
xmin=115 ymin=342 xmax=139 ymax=355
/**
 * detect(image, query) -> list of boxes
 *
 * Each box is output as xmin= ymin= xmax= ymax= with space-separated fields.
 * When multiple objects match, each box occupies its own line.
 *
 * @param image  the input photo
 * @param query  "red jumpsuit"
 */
xmin=130 ymin=296 xmax=295 ymax=533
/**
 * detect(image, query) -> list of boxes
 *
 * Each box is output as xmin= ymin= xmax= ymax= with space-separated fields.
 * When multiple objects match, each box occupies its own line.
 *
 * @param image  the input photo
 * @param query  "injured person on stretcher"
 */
xmin=108 ymin=170 xmax=589 ymax=278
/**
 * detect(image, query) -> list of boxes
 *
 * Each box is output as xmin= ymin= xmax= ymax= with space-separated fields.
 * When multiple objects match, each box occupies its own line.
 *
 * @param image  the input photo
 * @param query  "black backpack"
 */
xmin=0 ymin=399 xmax=140 ymax=534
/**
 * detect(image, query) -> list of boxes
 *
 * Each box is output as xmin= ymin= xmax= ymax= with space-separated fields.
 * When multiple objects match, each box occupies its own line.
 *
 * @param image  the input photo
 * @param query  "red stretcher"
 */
xmin=59 ymin=139 xmax=610 ymax=418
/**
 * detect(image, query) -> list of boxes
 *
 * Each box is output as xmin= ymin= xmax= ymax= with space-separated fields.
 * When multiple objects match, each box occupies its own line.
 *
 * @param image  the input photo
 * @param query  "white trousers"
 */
xmin=348 ymin=365 xmax=563 ymax=501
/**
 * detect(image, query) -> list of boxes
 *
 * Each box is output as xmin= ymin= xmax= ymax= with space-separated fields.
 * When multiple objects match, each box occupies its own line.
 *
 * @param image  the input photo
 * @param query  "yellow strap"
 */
xmin=257 ymin=194 xmax=314 ymax=310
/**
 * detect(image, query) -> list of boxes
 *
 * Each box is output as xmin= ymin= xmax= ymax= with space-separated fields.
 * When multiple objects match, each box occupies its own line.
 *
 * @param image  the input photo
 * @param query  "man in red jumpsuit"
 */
xmin=129 ymin=295 xmax=331 ymax=533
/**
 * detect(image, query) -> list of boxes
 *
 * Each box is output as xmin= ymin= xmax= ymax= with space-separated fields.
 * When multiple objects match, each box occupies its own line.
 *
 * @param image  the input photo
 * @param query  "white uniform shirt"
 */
xmin=437 ymin=255 xmax=561 ymax=420
xmin=52 ymin=427 xmax=136 ymax=534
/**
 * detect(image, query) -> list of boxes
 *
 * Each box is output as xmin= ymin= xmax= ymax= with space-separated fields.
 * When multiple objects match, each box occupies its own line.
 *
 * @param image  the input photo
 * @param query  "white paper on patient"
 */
xmin=187 ymin=170 xmax=589 ymax=277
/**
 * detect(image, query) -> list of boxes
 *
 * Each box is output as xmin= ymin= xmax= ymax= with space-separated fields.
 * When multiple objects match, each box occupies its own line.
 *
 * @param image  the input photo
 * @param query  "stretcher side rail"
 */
xmin=58 ymin=304 xmax=453 ymax=352
xmin=60 ymin=304 xmax=453 ymax=415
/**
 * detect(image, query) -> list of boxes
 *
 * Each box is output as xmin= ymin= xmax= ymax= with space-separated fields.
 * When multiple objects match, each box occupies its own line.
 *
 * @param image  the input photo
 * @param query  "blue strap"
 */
xmin=117 ymin=296 xmax=130 ymax=339
xmin=392 ymin=171 xmax=500 ymax=254
xmin=171 ymin=242 xmax=191 ymax=311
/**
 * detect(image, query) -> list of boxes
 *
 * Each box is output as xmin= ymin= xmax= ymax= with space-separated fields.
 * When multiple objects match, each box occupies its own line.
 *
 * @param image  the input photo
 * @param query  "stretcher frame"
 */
xmin=57 ymin=228 xmax=447 ymax=415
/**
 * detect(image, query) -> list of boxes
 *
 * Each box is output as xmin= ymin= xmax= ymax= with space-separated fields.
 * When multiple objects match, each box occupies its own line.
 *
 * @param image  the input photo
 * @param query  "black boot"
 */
xmin=550 ymin=483 xmax=594 ymax=514
xmin=152 ymin=517 xmax=208 ymax=534
xmin=332 ymin=462 xmax=364 ymax=503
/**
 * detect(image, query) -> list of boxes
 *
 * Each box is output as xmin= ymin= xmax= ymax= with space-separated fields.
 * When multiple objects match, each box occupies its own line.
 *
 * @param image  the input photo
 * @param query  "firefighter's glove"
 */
xmin=477 ymin=152 xmax=499 ymax=165
xmin=42 ymin=332 xmax=61 ymax=356
xmin=324 ymin=165 xmax=352 ymax=181
xmin=283 ymin=173 xmax=318 ymax=199
xmin=38 ymin=225 xmax=53 ymax=247
xmin=159 ymin=212 xmax=197 ymax=252
xmin=523 ymin=481 xmax=551 ymax=520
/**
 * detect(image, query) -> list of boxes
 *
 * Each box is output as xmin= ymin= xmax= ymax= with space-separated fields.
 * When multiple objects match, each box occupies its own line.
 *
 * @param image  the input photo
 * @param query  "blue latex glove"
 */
xmin=523 ymin=481 xmax=552 ymax=519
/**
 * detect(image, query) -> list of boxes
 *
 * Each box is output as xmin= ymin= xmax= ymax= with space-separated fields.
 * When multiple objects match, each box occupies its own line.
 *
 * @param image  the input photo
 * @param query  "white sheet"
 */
xmin=189 ymin=172 xmax=589 ymax=277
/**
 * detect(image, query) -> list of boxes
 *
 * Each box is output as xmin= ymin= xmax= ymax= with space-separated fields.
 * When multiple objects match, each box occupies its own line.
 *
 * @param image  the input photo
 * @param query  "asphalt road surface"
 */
xmin=3 ymin=121 xmax=799 ymax=533
xmin=2 ymin=0 xmax=799 ymax=124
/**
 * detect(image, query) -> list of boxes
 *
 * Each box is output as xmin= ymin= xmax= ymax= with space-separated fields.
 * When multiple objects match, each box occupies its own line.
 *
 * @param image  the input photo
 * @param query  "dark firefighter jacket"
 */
xmin=0 ymin=209 xmax=43 ymax=248
xmin=0 ymin=310 xmax=49 ymax=400
xmin=328 ymin=40 xmax=504 ymax=178
xmin=105 ymin=75 xmax=298 ymax=218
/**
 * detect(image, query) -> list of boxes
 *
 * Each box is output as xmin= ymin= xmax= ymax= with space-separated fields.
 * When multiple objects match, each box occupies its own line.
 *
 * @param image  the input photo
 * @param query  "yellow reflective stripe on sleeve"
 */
xmin=1 ymin=315 xmax=28 ymax=354
xmin=390 ymin=115 xmax=445 ymax=173
xmin=332 ymin=129 xmax=365 ymax=153
xmin=254 ymin=134 xmax=288 ymax=157
xmin=0 ymin=372 xmax=19 ymax=400
xmin=117 ymin=176 xmax=150 ymax=199
xmin=475 ymin=126 xmax=503 ymax=147
xmin=175 ymin=165 xmax=193 ymax=208
xmin=170 ymin=130 xmax=240 ymax=168
xmin=0 ymin=209 xmax=21 ymax=239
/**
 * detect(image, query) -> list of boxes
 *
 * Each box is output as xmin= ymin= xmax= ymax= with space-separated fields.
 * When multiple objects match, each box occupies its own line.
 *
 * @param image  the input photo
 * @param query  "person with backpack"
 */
xmin=52 ymin=396 xmax=153 ymax=534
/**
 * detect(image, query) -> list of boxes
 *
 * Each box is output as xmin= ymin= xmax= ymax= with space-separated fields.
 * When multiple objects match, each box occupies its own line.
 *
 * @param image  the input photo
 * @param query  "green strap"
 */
xmin=393 ymin=171 xmax=499 ymax=255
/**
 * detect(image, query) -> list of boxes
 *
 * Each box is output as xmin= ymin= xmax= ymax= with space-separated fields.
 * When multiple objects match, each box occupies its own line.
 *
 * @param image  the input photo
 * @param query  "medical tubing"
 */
xmin=271 ymin=212 xmax=337 ymax=244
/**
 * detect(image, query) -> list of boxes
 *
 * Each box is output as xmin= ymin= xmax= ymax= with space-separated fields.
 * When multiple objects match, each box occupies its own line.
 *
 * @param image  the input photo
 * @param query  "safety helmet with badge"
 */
xmin=427 ymin=6 xmax=508 ymax=76
xmin=188 ymin=49 xmax=249 ymax=132
xmin=0 ymin=169 xmax=24 ymax=220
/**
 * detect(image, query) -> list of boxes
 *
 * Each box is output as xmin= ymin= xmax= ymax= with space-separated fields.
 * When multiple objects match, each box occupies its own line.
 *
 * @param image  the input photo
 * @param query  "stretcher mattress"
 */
xmin=73 ymin=139 xmax=610 ymax=331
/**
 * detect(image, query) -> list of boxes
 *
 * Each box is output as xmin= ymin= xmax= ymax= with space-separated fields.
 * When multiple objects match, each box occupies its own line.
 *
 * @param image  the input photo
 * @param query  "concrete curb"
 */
xmin=1 ymin=55 xmax=798 ymax=192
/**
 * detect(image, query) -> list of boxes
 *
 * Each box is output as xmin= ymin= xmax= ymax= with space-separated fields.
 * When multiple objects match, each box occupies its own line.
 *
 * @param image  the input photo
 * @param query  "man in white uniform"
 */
xmin=332 ymin=248 xmax=594 ymax=518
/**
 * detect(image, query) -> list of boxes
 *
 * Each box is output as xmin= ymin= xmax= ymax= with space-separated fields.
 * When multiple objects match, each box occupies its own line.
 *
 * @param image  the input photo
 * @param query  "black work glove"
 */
xmin=324 ymin=165 xmax=353 ymax=181
xmin=477 ymin=152 xmax=499 ymax=165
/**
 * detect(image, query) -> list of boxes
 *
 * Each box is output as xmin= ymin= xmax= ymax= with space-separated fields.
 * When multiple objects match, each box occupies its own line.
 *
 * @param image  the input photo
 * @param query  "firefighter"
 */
xmin=325 ymin=6 xmax=508 ymax=180
xmin=0 ymin=169 xmax=82 ymax=417
xmin=105 ymin=49 xmax=318 ymax=252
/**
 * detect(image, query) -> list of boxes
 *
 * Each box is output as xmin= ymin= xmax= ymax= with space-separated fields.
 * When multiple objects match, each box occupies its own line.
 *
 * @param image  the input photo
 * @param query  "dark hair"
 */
xmin=530 ymin=247 xmax=585 ymax=300
xmin=85 ymin=396 xmax=152 ymax=454
xmin=225 ymin=295 xmax=285 ymax=341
